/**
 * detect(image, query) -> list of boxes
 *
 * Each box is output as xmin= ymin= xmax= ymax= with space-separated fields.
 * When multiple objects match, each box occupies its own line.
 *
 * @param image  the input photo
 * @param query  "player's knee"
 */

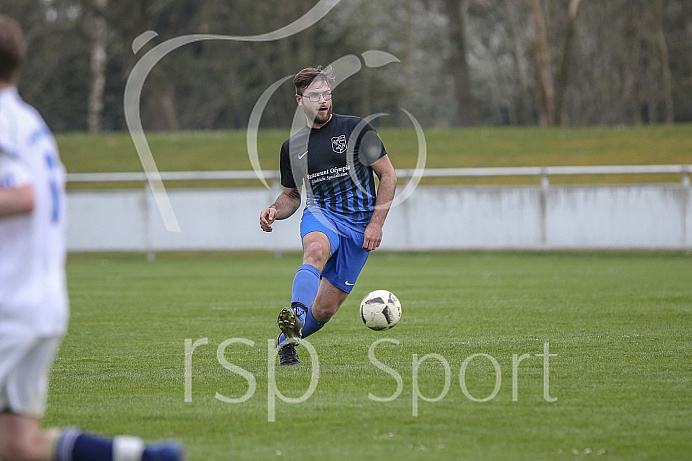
xmin=304 ymin=240 xmax=329 ymax=263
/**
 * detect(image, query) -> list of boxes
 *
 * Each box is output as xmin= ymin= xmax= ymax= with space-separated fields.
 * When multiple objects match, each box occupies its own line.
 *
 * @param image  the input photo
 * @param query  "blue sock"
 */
xmin=301 ymin=305 xmax=328 ymax=338
xmin=55 ymin=429 xmax=167 ymax=461
xmin=278 ymin=264 xmax=320 ymax=345
xmin=55 ymin=429 xmax=114 ymax=461
xmin=291 ymin=264 xmax=320 ymax=310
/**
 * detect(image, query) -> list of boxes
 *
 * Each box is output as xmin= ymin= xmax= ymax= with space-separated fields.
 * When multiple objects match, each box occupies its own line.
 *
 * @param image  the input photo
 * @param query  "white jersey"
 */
xmin=0 ymin=86 xmax=68 ymax=337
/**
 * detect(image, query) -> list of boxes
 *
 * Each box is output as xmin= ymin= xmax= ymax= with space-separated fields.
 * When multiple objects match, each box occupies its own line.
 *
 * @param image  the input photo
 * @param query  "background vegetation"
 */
xmin=1 ymin=0 xmax=690 ymax=132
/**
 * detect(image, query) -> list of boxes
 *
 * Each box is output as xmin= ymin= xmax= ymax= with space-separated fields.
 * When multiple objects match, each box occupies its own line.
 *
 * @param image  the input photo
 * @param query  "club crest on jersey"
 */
xmin=331 ymin=135 xmax=347 ymax=154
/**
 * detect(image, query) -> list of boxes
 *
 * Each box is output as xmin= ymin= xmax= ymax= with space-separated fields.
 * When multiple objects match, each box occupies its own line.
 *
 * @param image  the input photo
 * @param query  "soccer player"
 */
xmin=259 ymin=66 xmax=397 ymax=365
xmin=0 ymin=15 xmax=184 ymax=461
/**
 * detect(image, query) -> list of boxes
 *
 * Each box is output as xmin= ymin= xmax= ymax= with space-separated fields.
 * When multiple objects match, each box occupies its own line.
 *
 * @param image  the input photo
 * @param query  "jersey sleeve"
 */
xmin=279 ymin=141 xmax=296 ymax=189
xmin=355 ymin=120 xmax=387 ymax=166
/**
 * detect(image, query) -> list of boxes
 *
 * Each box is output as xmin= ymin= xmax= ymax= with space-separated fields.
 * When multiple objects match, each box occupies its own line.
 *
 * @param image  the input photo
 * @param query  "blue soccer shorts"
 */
xmin=300 ymin=207 xmax=370 ymax=293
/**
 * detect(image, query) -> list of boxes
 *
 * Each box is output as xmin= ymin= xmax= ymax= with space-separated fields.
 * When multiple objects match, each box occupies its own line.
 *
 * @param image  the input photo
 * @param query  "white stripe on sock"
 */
xmin=56 ymin=428 xmax=81 ymax=461
xmin=113 ymin=436 xmax=146 ymax=461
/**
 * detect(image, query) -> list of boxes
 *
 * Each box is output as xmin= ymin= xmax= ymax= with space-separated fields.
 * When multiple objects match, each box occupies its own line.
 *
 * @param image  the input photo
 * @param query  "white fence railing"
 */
xmin=66 ymin=165 xmax=692 ymax=185
xmin=65 ymin=165 xmax=691 ymax=254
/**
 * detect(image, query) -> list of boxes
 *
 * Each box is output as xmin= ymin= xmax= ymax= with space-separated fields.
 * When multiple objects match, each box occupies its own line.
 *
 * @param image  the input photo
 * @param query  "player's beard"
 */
xmin=305 ymin=103 xmax=332 ymax=126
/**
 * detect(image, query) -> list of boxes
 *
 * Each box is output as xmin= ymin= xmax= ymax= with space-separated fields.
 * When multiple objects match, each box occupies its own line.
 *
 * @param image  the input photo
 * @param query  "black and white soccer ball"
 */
xmin=359 ymin=290 xmax=402 ymax=331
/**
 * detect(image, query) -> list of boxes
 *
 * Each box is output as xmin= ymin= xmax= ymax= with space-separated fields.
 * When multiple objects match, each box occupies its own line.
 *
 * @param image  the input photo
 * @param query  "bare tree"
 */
xmin=553 ymin=0 xmax=581 ymax=125
xmin=502 ymin=0 xmax=533 ymax=125
xmin=5 ymin=0 xmax=691 ymax=130
xmin=87 ymin=0 xmax=107 ymax=132
xmin=651 ymin=0 xmax=675 ymax=123
xmin=524 ymin=0 xmax=554 ymax=126
xmin=81 ymin=0 xmax=180 ymax=130
xmin=443 ymin=0 xmax=479 ymax=125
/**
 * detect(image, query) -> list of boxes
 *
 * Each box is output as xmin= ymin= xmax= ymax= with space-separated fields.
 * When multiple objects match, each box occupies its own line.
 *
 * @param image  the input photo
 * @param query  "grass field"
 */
xmin=57 ymin=124 xmax=692 ymax=188
xmin=48 ymin=251 xmax=692 ymax=460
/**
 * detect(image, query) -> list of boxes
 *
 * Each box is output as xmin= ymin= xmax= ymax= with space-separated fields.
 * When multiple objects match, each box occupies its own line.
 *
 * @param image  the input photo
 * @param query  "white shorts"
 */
xmin=0 ymin=336 xmax=61 ymax=418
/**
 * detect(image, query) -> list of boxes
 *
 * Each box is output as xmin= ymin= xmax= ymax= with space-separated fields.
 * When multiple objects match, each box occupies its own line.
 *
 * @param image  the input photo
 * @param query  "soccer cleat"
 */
xmin=277 ymin=306 xmax=303 ymax=346
xmin=277 ymin=341 xmax=301 ymax=366
xmin=143 ymin=441 xmax=186 ymax=461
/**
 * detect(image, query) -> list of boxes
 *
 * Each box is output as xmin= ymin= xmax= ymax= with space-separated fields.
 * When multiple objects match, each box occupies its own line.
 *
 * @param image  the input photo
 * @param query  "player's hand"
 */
xmin=260 ymin=207 xmax=277 ymax=232
xmin=363 ymin=222 xmax=383 ymax=252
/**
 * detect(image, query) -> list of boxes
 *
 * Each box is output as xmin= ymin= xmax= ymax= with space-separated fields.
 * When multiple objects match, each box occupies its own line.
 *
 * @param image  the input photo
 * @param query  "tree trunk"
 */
xmin=142 ymin=72 xmax=179 ymax=131
xmin=652 ymin=0 xmax=675 ymax=123
xmin=525 ymin=0 xmax=555 ymax=126
xmin=83 ymin=0 xmax=179 ymax=131
xmin=88 ymin=0 xmax=107 ymax=132
xmin=553 ymin=0 xmax=581 ymax=125
xmin=504 ymin=0 xmax=532 ymax=125
xmin=443 ymin=0 xmax=478 ymax=126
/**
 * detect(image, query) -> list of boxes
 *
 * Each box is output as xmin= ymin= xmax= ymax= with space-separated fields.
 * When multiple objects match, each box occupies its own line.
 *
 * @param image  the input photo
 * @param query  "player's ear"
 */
xmin=296 ymin=94 xmax=302 ymax=106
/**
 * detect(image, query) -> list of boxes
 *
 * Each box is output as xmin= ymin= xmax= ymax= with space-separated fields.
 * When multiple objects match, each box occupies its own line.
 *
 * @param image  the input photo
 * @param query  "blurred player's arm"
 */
xmin=363 ymin=155 xmax=397 ymax=251
xmin=260 ymin=187 xmax=301 ymax=232
xmin=0 ymin=184 xmax=34 ymax=217
xmin=0 ymin=152 xmax=34 ymax=218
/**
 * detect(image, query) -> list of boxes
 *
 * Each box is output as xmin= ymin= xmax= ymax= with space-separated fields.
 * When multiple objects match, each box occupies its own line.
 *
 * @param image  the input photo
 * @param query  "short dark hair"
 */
xmin=0 ymin=15 xmax=26 ymax=83
xmin=294 ymin=65 xmax=334 ymax=96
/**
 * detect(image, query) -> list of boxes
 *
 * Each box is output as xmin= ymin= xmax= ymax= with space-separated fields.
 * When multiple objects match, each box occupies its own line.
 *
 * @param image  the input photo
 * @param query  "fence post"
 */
xmin=143 ymin=183 xmax=156 ymax=261
xmin=540 ymin=168 xmax=550 ymax=250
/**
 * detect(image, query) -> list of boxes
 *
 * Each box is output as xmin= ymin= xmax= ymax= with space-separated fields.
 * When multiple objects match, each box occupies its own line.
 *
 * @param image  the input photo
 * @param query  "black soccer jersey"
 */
xmin=280 ymin=113 xmax=388 ymax=228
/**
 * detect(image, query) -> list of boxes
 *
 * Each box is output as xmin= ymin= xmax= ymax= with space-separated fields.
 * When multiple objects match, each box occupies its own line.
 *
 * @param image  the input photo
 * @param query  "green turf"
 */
xmin=57 ymin=124 xmax=692 ymax=188
xmin=47 ymin=251 xmax=691 ymax=460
